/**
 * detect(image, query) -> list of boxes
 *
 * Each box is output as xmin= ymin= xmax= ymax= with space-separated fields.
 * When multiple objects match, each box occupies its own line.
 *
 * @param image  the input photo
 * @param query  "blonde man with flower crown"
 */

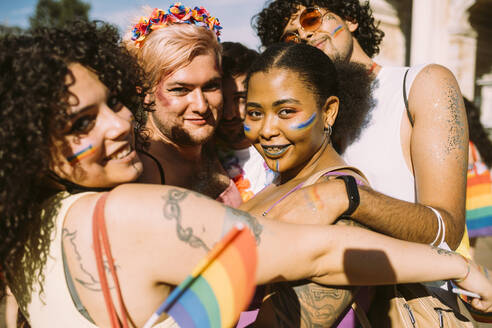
xmin=126 ymin=3 xmax=242 ymax=207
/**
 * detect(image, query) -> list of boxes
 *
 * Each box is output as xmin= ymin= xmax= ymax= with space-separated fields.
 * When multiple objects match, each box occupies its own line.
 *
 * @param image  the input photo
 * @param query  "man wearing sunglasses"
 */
xmin=253 ymin=0 xmax=469 ymax=326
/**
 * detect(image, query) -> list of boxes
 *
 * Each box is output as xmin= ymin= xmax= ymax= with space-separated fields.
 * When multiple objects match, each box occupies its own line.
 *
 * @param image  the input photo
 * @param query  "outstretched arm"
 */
xmin=64 ymin=183 xmax=491 ymax=322
xmin=102 ymin=184 xmax=487 ymax=289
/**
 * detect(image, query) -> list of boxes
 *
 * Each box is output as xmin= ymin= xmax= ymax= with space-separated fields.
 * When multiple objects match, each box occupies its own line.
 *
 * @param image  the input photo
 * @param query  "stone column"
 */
xmin=410 ymin=0 xmax=477 ymax=99
xmin=371 ymin=0 xmax=406 ymax=66
xmin=447 ymin=0 xmax=477 ymax=99
xmin=410 ymin=0 xmax=449 ymax=66
xmin=477 ymin=74 xmax=492 ymax=129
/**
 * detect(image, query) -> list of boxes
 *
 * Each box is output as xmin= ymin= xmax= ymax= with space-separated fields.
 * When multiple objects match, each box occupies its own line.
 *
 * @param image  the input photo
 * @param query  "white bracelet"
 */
xmin=427 ymin=205 xmax=445 ymax=246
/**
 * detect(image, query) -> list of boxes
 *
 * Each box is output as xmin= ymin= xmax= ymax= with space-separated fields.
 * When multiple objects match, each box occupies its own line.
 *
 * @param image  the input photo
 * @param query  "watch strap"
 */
xmin=336 ymin=175 xmax=360 ymax=217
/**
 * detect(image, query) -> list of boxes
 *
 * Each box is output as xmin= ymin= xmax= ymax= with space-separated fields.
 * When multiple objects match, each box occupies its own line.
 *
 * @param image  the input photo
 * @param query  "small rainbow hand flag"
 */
xmin=143 ymin=223 xmax=258 ymax=328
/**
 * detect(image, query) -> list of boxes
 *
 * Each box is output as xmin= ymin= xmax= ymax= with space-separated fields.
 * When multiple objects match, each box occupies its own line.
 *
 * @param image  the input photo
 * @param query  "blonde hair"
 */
xmin=125 ymin=22 xmax=222 ymax=90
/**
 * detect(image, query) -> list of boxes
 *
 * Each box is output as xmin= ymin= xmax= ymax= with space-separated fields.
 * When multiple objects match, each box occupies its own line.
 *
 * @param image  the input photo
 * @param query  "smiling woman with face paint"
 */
xmin=240 ymin=42 xmax=377 ymax=327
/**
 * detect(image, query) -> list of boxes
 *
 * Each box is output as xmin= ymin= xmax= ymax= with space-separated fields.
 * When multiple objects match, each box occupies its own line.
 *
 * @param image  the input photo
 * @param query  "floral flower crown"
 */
xmin=131 ymin=2 xmax=222 ymax=48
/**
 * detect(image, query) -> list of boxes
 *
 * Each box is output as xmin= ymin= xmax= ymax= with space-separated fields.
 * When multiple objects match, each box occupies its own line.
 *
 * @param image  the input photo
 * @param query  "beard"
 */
xmin=152 ymin=112 xmax=214 ymax=146
xmin=216 ymin=127 xmax=246 ymax=148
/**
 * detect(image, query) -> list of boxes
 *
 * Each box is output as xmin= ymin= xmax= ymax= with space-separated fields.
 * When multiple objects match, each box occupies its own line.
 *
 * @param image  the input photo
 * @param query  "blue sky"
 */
xmin=0 ymin=0 xmax=267 ymax=49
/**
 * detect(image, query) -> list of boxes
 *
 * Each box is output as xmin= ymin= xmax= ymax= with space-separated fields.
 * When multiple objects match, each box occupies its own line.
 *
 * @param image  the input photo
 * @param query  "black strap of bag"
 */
xmin=403 ymin=68 xmax=414 ymax=127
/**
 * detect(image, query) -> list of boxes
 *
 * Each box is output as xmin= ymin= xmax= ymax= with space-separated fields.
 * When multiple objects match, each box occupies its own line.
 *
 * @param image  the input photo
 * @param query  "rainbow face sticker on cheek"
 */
xmin=289 ymin=112 xmax=317 ymax=131
xmin=332 ymin=25 xmax=344 ymax=38
xmin=66 ymin=144 xmax=96 ymax=165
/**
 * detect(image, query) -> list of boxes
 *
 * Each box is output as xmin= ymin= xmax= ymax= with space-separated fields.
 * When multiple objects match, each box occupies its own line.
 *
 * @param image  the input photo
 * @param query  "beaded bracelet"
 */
xmin=453 ymin=254 xmax=471 ymax=283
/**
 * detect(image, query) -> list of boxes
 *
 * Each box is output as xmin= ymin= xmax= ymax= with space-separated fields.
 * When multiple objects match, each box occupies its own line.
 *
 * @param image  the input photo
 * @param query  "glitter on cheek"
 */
xmin=66 ymin=144 xmax=96 ymax=165
xmin=289 ymin=112 xmax=317 ymax=131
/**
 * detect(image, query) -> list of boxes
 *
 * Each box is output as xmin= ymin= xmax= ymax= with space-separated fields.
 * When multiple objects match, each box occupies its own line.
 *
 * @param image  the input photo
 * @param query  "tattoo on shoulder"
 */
xmin=222 ymin=207 xmax=263 ymax=245
xmin=162 ymin=189 xmax=211 ymax=252
xmin=62 ymin=228 xmax=114 ymax=292
xmin=431 ymin=245 xmax=454 ymax=256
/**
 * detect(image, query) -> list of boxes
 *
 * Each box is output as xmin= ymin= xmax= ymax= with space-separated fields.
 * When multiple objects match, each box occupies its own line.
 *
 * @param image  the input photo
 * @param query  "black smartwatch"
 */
xmin=336 ymin=175 xmax=360 ymax=217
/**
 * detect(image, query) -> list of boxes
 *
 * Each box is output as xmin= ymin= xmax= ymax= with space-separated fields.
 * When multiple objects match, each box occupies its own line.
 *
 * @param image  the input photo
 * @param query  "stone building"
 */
xmin=370 ymin=0 xmax=492 ymax=129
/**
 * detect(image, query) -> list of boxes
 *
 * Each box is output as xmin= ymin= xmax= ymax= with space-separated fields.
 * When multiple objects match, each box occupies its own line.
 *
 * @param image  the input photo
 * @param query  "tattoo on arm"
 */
xmin=335 ymin=217 xmax=369 ymax=229
xmin=266 ymin=281 xmax=355 ymax=327
xmin=62 ymin=228 xmax=114 ymax=292
xmin=162 ymin=189 xmax=211 ymax=251
xmin=431 ymin=245 xmax=455 ymax=256
xmin=222 ymin=206 xmax=263 ymax=245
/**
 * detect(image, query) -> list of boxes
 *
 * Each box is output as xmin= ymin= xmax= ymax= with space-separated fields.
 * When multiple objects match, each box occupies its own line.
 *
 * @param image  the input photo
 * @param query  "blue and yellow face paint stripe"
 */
xmin=332 ymin=25 xmax=343 ymax=38
xmin=290 ymin=113 xmax=317 ymax=131
xmin=275 ymin=160 xmax=279 ymax=172
xmin=66 ymin=144 xmax=96 ymax=165
xmin=243 ymin=124 xmax=252 ymax=137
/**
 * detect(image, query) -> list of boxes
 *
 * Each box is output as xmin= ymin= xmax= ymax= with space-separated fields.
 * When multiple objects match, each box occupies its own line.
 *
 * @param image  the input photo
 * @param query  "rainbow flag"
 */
xmin=466 ymin=163 xmax=492 ymax=238
xmin=143 ymin=223 xmax=258 ymax=328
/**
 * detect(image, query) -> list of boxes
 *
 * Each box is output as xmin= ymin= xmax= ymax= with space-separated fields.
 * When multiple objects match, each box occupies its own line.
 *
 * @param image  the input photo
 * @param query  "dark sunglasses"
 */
xmin=281 ymin=7 xmax=328 ymax=43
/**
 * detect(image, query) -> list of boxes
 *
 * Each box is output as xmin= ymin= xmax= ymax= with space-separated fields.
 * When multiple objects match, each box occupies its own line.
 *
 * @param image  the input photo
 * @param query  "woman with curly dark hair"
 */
xmin=1 ymin=17 xmax=492 ymax=328
xmin=254 ymin=0 xmax=471 ymax=268
xmin=238 ymin=42 xmax=374 ymax=327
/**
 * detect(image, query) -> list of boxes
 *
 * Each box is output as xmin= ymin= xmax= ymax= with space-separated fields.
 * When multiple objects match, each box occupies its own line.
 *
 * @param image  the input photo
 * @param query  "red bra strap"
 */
xmin=92 ymin=192 xmax=129 ymax=328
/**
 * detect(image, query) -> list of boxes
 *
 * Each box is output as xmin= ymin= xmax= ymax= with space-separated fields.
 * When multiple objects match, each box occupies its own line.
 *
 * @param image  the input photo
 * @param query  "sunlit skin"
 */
xmin=216 ymin=73 xmax=251 ymax=150
xmin=149 ymin=54 xmax=223 ymax=147
xmin=282 ymin=5 xmax=358 ymax=63
xmin=50 ymin=63 xmax=143 ymax=188
xmin=245 ymin=68 xmax=339 ymax=183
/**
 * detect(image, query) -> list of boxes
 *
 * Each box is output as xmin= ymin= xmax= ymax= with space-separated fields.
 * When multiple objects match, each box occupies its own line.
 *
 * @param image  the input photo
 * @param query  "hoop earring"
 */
xmin=324 ymin=124 xmax=332 ymax=137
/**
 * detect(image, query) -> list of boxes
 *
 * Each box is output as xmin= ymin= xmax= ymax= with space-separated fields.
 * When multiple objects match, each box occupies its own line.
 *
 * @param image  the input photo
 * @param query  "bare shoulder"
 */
xmin=63 ymin=192 xmax=101 ymax=231
xmin=410 ymin=64 xmax=462 ymax=110
xmin=417 ymin=63 xmax=457 ymax=80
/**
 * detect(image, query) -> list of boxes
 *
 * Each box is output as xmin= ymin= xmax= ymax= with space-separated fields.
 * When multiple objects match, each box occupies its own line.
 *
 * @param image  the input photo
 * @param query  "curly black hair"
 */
xmin=0 ymin=20 xmax=150 ymax=313
xmin=465 ymin=97 xmax=492 ymax=167
xmin=253 ymin=0 xmax=384 ymax=58
xmin=246 ymin=42 xmax=373 ymax=153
